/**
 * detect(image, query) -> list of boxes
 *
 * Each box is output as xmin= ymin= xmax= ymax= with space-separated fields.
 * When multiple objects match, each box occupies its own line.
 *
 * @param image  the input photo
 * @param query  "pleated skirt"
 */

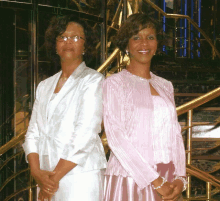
xmin=103 ymin=162 xmax=183 ymax=201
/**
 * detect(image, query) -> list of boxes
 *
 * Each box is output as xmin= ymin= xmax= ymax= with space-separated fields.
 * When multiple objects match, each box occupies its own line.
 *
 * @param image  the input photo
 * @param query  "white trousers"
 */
xmin=38 ymin=169 xmax=105 ymax=201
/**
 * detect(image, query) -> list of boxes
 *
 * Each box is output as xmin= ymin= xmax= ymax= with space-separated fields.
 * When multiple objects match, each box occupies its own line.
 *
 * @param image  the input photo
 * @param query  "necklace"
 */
xmin=124 ymin=69 xmax=151 ymax=81
xmin=57 ymin=76 xmax=68 ymax=88
xmin=60 ymin=77 xmax=67 ymax=81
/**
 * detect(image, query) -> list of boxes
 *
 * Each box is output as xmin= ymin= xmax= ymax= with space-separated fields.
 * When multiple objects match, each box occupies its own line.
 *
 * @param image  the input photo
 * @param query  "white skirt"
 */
xmin=38 ymin=169 xmax=105 ymax=201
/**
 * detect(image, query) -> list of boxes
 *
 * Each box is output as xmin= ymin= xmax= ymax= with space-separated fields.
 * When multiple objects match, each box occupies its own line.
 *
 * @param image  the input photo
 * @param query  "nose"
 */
xmin=142 ymin=38 xmax=149 ymax=46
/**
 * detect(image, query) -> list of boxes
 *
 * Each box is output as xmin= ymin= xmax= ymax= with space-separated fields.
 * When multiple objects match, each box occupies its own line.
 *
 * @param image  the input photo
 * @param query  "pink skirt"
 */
xmin=103 ymin=162 xmax=183 ymax=201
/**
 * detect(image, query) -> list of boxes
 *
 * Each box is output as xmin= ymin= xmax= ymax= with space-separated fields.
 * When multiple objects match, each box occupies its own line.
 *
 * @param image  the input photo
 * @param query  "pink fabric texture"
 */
xmin=102 ymin=69 xmax=186 ymax=192
xmin=104 ymin=162 xmax=183 ymax=201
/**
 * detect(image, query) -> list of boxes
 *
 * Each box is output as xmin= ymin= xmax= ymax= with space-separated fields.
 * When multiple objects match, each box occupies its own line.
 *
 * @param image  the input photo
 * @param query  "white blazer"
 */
xmin=23 ymin=62 xmax=107 ymax=174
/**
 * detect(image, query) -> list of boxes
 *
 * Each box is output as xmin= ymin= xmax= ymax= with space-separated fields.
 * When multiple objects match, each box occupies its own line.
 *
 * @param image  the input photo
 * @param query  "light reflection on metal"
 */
xmin=133 ymin=0 xmax=139 ymax=13
xmin=186 ymin=110 xmax=192 ymax=199
xmin=0 ymin=151 xmax=24 ymax=172
xmin=3 ymin=186 xmax=37 ymax=201
xmin=97 ymin=48 xmax=120 ymax=73
xmin=177 ymin=87 xmax=220 ymax=116
xmin=187 ymin=164 xmax=220 ymax=187
xmin=100 ymin=0 xmax=107 ymax=64
xmin=118 ymin=1 xmax=133 ymax=27
xmin=143 ymin=0 xmax=220 ymax=58
xmin=28 ymin=187 xmax=33 ymax=201
xmin=123 ymin=0 xmax=127 ymax=22
xmin=206 ymin=182 xmax=211 ymax=200
xmin=71 ymin=0 xmax=83 ymax=11
xmin=29 ymin=174 xmax=33 ymax=201
xmin=187 ymin=110 xmax=192 ymax=165
xmin=0 ymin=168 xmax=30 ymax=192
xmin=96 ymin=0 xmax=123 ymax=50
xmin=186 ymin=174 xmax=191 ymax=200
xmin=0 ymin=130 xmax=27 ymax=156
xmin=1 ymin=1 xmax=220 ymax=200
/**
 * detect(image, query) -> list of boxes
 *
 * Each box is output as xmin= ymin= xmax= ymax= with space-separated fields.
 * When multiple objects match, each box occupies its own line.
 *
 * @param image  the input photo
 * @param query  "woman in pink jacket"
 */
xmin=103 ymin=13 xmax=187 ymax=201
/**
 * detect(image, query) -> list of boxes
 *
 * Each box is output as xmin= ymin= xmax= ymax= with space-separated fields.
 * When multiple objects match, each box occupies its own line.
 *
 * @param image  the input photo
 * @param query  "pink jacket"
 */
xmin=102 ymin=69 xmax=186 ymax=190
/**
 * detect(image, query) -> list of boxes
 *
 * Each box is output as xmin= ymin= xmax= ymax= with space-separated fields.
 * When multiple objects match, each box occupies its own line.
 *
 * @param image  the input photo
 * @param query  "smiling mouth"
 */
xmin=138 ymin=50 xmax=150 ymax=54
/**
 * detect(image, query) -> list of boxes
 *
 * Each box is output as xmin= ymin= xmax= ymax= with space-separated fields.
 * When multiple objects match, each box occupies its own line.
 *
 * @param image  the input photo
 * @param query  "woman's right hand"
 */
xmin=155 ymin=182 xmax=174 ymax=197
xmin=152 ymin=177 xmax=174 ymax=197
xmin=31 ymin=168 xmax=57 ymax=191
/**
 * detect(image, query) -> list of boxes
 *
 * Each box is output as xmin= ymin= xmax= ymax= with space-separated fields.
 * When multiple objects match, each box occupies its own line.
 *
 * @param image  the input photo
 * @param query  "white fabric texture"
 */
xmin=23 ymin=61 xmax=107 ymax=175
xmin=36 ymin=169 xmax=105 ymax=201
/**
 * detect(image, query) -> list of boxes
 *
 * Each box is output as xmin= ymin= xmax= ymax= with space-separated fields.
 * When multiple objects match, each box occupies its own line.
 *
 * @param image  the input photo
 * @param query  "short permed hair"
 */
xmin=45 ymin=15 xmax=98 ymax=67
xmin=115 ymin=13 xmax=164 ymax=56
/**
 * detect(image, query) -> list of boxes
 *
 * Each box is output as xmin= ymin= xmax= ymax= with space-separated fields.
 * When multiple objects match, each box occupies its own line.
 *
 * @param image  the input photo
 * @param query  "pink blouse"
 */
xmin=102 ymin=69 xmax=186 ymax=190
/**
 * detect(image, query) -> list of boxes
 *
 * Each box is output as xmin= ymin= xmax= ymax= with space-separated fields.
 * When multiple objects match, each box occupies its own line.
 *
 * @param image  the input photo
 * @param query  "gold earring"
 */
xmin=123 ymin=52 xmax=130 ymax=66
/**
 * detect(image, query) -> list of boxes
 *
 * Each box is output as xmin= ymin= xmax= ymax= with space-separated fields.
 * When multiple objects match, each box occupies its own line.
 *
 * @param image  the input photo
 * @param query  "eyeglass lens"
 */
xmin=57 ymin=36 xmax=82 ymax=42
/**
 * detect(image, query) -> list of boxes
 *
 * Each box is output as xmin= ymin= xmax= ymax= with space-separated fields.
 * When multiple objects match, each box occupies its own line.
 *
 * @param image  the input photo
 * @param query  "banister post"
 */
xmin=206 ymin=182 xmax=211 ymax=201
xmin=186 ymin=109 xmax=193 ymax=199
xmin=28 ymin=175 xmax=33 ymax=201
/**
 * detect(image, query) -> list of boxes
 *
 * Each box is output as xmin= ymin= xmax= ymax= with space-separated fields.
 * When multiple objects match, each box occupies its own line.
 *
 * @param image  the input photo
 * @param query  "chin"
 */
xmin=139 ymin=59 xmax=152 ymax=65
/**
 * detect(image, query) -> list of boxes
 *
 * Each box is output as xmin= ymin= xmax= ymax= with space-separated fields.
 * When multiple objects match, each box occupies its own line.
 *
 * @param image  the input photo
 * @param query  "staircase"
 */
xmin=151 ymin=55 xmax=220 ymax=200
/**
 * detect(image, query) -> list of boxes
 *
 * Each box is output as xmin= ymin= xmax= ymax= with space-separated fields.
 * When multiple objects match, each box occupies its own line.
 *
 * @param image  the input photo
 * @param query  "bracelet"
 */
xmin=152 ymin=177 xmax=167 ymax=190
xmin=173 ymin=176 xmax=188 ymax=192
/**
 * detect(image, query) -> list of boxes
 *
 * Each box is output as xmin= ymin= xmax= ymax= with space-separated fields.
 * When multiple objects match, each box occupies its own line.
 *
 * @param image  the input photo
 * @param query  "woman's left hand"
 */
xmin=38 ymin=189 xmax=53 ymax=201
xmin=41 ymin=176 xmax=59 ymax=197
xmin=162 ymin=179 xmax=183 ymax=201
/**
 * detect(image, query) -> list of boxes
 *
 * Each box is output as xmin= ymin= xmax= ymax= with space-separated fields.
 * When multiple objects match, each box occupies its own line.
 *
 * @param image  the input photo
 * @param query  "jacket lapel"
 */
xmin=150 ymin=72 xmax=173 ymax=104
xmin=39 ymin=71 xmax=62 ymax=127
xmin=47 ymin=62 xmax=86 ymax=123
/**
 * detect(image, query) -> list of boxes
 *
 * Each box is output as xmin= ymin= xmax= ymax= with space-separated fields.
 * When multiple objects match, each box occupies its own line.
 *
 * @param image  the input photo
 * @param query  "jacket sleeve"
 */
xmin=169 ymin=82 xmax=186 ymax=177
xmin=22 ymin=81 xmax=43 ymax=161
xmin=102 ymin=78 xmax=159 ymax=189
xmin=60 ymin=74 xmax=104 ymax=166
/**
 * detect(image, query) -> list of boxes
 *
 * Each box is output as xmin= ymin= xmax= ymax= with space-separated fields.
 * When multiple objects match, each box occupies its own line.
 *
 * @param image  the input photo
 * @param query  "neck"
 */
xmin=60 ymin=59 xmax=83 ymax=78
xmin=126 ymin=60 xmax=151 ymax=79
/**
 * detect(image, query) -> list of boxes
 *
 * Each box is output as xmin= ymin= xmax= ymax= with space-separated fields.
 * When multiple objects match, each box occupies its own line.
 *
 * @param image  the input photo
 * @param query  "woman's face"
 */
xmin=127 ymin=27 xmax=157 ymax=67
xmin=56 ymin=22 xmax=85 ymax=63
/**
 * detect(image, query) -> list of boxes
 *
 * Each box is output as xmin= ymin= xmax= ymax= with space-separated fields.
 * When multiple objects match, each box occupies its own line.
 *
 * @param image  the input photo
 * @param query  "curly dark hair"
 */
xmin=45 ymin=15 xmax=98 ymax=67
xmin=115 ymin=13 xmax=164 ymax=56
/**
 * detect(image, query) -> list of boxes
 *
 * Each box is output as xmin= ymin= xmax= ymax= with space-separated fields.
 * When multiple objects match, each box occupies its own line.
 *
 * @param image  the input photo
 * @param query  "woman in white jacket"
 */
xmin=22 ymin=15 xmax=107 ymax=201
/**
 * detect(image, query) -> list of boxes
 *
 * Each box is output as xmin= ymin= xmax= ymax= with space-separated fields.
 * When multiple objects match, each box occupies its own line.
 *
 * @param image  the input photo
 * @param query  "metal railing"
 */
xmin=144 ymin=0 xmax=220 ymax=59
xmin=1 ymin=0 xmax=220 ymax=200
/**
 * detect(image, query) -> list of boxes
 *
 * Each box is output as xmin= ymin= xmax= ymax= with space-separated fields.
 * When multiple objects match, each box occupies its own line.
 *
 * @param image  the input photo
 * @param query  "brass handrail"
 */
xmin=97 ymin=48 xmax=120 ymax=73
xmin=186 ymin=166 xmax=220 ymax=188
xmin=144 ymin=0 xmax=220 ymax=59
xmin=0 ymin=0 xmax=135 ymax=157
xmin=71 ymin=0 xmax=83 ymax=11
xmin=0 ymin=129 xmax=27 ymax=156
xmin=0 ymin=151 xmax=24 ymax=171
xmin=3 ymin=185 xmax=37 ymax=201
xmin=0 ymin=168 xmax=30 ymax=192
xmin=96 ymin=0 xmax=123 ymax=49
xmin=177 ymin=87 xmax=220 ymax=116
xmin=1 ymin=2 xmax=220 ymax=200
xmin=187 ymin=164 xmax=220 ymax=185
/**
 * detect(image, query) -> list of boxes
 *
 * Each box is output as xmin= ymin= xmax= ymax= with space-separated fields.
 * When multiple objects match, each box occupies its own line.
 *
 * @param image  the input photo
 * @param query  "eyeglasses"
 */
xmin=56 ymin=35 xmax=85 ymax=42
